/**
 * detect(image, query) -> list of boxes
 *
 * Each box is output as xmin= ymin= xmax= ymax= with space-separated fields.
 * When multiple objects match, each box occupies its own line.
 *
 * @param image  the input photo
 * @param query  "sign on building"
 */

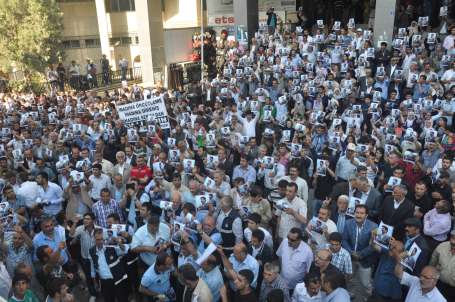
xmin=207 ymin=0 xmax=296 ymax=26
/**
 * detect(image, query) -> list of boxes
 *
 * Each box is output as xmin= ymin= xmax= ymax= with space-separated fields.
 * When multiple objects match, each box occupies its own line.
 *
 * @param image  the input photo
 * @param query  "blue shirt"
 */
xmin=228 ymin=254 xmax=260 ymax=288
xmin=373 ymin=249 xmax=402 ymax=299
xmin=141 ymin=264 xmax=171 ymax=296
xmin=197 ymin=232 xmax=223 ymax=254
xmin=325 ymin=287 xmax=350 ymax=302
xmin=198 ymin=266 xmax=224 ymax=302
xmin=232 ymin=165 xmax=257 ymax=185
xmin=33 ymin=227 xmax=68 ymax=264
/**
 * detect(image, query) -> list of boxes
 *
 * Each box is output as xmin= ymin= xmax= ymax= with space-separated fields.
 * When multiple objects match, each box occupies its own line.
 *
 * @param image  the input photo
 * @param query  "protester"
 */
xmin=0 ymin=5 xmax=454 ymax=302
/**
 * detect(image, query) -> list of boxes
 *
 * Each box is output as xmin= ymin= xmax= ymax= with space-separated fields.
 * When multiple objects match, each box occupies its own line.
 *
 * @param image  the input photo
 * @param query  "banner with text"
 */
xmin=116 ymin=96 xmax=170 ymax=129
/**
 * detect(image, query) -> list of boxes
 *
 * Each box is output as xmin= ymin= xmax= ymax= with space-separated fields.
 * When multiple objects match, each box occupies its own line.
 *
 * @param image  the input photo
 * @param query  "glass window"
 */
xmin=105 ymin=0 xmax=134 ymax=12
xmin=121 ymin=37 xmax=132 ymax=45
xmin=85 ymin=39 xmax=100 ymax=48
xmin=63 ymin=40 xmax=81 ymax=48
xmin=109 ymin=37 xmax=121 ymax=46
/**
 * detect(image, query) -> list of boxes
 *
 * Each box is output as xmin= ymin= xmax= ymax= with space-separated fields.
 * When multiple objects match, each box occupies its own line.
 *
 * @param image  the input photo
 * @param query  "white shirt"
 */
xmin=276 ymin=196 xmax=308 ymax=239
xmin=278 ymin=176 xmax=309 ymax=202
xmin=401 ymin=272 xmax=446 ymax=302
xmin=292 ymin=282 xmax=325 ymax=302
xmin=38 ymin=182 xmax=64 ymax=216
xmin=277 ymin=239 xmax=313 ymax=289
xmin=236 ymin=112 xmax=259 ymax=138
xmin=89 ymin=173 xmax=111 ymax=200
xmin=131 ymin=222 xmax=171 ymax=266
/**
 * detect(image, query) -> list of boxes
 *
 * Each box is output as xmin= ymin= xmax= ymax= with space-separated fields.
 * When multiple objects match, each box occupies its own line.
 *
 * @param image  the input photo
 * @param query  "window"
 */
xmin=109 ymin=37 xmax=121 ymax=46
xmin=109 ymin=37 xmax=135 ymax=46
xmin=62 ymin=40 xmax=81 ymax=48
xmin=105 ymin=0 xmax=135 ymax=12
xmin=135 ymin=36 xmax=139 ymax=44
xmin=85 ymin=39 xmax=101 ymax=48
xmin=121 ymin=37 xmax=132 ymax=45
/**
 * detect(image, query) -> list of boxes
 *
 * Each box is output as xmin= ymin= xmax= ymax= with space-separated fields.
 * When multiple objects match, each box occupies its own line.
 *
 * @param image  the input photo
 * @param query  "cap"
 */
xmin=450 ymin=229 xmax=455 ymax=237
xmin=404 ymin=217 xmax=422 ymax=229
xmin=347 ymin=143 xmax=356 ymax=151
xmin=357 ymin=28 xmax=363 ymax=32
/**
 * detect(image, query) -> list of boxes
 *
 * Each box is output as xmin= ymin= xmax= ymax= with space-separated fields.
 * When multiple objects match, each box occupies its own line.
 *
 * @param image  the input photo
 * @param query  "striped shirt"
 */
xmin=331 ymin=247 xmax=353 ymax=275
xmin=92 ymin=199 xmax=123 ymax=228
xmin=72 ymin=225 xmax=96 ymax=259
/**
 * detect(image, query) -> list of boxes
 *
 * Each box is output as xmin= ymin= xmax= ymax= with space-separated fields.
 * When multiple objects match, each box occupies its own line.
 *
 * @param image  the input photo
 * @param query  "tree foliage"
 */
xmin=0 ymin=0 xmax=64 ymax=74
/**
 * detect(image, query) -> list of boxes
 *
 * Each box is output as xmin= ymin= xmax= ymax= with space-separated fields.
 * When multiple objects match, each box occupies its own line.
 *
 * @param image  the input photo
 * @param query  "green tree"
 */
xmin=0 ymin=0 xmax=64 ymax=75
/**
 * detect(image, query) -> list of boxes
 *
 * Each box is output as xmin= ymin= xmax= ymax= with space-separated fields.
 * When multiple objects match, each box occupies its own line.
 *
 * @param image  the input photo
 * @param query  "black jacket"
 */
xmin=379 ymin=196 xmax=414 ymax=231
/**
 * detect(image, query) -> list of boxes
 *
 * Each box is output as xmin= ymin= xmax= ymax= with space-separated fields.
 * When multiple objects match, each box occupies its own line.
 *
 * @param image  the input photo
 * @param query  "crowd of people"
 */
xmin=46 ymin=55 xmax=130 ymax=93
xmin=0 ymin=5 xmax=455 ymax=302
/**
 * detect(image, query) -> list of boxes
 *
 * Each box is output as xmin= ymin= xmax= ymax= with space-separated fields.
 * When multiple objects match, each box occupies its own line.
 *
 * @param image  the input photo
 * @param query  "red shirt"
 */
xmin=130 ymin=164 xmax=152 ymax=186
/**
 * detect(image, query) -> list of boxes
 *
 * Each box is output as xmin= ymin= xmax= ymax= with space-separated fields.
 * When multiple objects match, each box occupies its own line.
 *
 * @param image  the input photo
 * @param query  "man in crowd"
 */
xmin=0 ymin=6 xmax=454 ymax=302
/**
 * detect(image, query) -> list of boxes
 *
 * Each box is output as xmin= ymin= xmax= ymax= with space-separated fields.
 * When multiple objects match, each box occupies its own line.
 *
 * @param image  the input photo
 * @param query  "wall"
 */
xmin=63 ymin=48 xmax=102 ymax=67
xmin=163 ymin=0 xmax=201 ymax=29
xmin=107 ymin=11 xmax=138 ymax=35
xmin=59 ymin=2 xmax=100 ymax=38
xmin=164 ymin=28 xmax=196 ymax=64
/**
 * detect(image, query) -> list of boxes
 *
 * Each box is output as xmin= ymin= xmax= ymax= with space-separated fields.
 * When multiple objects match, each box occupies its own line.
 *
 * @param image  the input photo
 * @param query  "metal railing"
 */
xmin=67 ymin=67 xmax=142 ymax=91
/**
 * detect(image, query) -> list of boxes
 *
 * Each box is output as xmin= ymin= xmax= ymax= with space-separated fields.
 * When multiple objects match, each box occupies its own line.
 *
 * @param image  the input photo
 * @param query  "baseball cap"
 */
xmin=356 ymin=28 xmax=363 ymax=32
xmin=404 ymin=217 xmax=422 ymax=229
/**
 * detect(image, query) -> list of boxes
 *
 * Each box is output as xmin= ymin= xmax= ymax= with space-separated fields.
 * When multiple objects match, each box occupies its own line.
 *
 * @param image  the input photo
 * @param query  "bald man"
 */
xmin=395 ymin=264 xmax=446 ymax=302
xmin=218 ymin=242 xmax=260 ymax=290
xmin=196 ymin=215 xmax=222 ymax=253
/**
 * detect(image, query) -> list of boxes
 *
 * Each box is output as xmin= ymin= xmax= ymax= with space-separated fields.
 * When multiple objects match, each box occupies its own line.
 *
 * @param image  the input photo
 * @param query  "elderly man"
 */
xmin=379 ymin=184 xmax=414 ymax=230
xmin=219 ymin=242 xmax=260 ymax=289
xmin=395 ymin=263 xmax=446 ymax=302
xmin=196 ymin=215 xmax=222 ymax=254
xmin=277 ymin=228 xmax=313 ymax=290
xmin=331 ymin=195 xmax=351 ymax=234
xmin=215 ymin=196 xmax=243 ymax=255
xmin=113 ymin=151 xmax=131 ymax=184
xmin=357 ymin=176 xmax=382 ymax=222
xmin=259 ymin=262 xmax=290 ymax=302
xmin=430 ymin=230 xmax=455 ymax=300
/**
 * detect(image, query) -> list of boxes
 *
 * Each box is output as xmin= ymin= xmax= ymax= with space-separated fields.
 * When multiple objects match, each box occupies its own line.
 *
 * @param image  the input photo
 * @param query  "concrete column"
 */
xmin=134 ymin=0 xmax=166 ymax=86
xmin=233 ymin=0 xmax=258 ymax=46
xmin=373 ymin=0 xmax=397 ymax=47
xmin=94 ymin=0 xmax=112 ymax=64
